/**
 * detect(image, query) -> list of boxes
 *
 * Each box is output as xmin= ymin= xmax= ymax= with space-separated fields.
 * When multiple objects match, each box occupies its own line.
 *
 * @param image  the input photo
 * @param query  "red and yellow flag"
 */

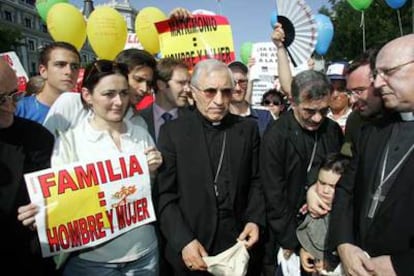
xmin=156 ymin=15 xmax=235 ymax=69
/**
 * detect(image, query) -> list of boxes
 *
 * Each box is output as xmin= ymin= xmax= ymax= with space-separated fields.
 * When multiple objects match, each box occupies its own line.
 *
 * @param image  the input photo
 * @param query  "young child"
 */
xmin=296 ymin=152 xmax=350 ymax=276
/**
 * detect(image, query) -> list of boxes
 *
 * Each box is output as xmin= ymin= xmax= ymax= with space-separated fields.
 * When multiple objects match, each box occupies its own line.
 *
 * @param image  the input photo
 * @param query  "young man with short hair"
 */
xmin=15 ymin=41 xmax=81 ymax=123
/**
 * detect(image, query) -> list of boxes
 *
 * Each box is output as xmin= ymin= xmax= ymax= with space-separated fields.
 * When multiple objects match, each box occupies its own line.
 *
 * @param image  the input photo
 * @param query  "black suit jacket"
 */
xmin=139 ymin=105 xmax=190 ymax=142
xmin=139 ymin=105 xmax=156 ymax=141
xmin=329 ymin=114 xmax=414 ymax=275
xmin=0 ymin=117 xmax=55 ymax=274
xmin=261 ymin=111 xmax=343 ymax=250
xmin=156 ymin=110 xmax=265 ymax=267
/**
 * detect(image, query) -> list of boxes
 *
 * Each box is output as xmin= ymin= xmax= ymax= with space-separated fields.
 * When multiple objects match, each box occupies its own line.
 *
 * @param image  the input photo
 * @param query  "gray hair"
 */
xmin=291 ymin=70 xmax=331 ymax=104
xmin=191 ymin=59 xmax=234 ymax=88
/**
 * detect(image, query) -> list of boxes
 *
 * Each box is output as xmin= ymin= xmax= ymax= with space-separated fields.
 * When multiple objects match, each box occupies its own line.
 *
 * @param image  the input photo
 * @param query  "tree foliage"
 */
xmin=318 ymin=0 xmax=413 ymax=61
xmin=0 ymin=26 xmax=23 ymax=52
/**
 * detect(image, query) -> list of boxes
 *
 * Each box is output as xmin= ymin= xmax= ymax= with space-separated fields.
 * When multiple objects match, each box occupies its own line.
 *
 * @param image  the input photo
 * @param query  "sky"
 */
xmin=71 ymin=0 xmax=331 ymax=58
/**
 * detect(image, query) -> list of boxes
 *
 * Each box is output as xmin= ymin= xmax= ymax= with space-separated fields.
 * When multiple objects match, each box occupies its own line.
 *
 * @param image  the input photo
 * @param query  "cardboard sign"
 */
xmin=249 ymin=42 xmax=279 ymax=105
xmin=156 ymin=15 xmax=235 ymax=69
xmin=1 ymin=51 xmax=28 ymax=92
xmin=24 ymin=152 xmax=156 ymax=257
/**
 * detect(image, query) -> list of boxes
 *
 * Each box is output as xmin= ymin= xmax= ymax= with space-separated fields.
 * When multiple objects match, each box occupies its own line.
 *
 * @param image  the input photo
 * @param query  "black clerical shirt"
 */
xmin=197 ymin=111 xmax=233 ymax=214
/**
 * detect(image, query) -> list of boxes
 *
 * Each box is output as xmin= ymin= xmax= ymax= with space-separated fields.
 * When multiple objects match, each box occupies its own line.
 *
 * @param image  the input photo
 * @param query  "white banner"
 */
xmin=24 ymin=152 xmax=156 ymax=257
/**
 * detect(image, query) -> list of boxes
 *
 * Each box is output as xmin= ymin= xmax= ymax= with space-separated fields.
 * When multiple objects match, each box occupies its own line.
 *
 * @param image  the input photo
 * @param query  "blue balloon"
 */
xmin=270 ymin=9 xmax=278 ymax=29
xmin=385 ymin=0 xmax=407 ymax=9
xmin=314 ymin=14 xmax=334 ymax=56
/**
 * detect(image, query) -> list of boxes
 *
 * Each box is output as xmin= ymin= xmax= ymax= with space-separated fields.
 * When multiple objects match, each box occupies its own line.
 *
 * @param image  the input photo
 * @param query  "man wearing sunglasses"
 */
xmin=329 ymin=34 xmax=414 ymax=276
xmin=0 ymin=59 xmax=57 ymax=273
xmin=15 ymin=41 xmax=81 ymax=124
xmin=156 ymin=59 xmax=265 ymax=275
xmin=228 ymin=61 xmax=272 ymax=137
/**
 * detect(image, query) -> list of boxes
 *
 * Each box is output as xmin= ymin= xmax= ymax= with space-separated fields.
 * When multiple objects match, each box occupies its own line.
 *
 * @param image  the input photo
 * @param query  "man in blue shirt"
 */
xmin=15 ymin=41 xmax=80 ymax=124
xmin=228 ymin=61 xmax=272 ymax=136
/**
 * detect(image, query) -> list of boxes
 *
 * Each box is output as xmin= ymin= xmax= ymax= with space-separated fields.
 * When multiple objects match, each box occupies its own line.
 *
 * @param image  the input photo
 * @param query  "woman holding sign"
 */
xmin=18 ymin=60 xmax=162 ymax=276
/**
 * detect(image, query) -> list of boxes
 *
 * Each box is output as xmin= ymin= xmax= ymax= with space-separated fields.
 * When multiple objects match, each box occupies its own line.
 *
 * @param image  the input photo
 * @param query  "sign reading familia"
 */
xmin=24 ymin=152 xmax=156 ymax=257
xmin=156 ymin=15 xmax=235 ymax=69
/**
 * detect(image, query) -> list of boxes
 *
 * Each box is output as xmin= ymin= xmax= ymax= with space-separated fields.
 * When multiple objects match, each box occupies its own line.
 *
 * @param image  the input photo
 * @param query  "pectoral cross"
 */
xmin=367 ymin=188 xmax=385 ymax=218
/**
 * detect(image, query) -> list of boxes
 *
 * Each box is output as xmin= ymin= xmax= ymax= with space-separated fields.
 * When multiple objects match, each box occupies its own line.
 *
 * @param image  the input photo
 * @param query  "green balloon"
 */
xmin=346 ymin=0 xmax=374 ymax=11
xmin=36 ymin=0 xmax=68 ymax=22
xmin=240 ymin=42 xmax=253 ymax=65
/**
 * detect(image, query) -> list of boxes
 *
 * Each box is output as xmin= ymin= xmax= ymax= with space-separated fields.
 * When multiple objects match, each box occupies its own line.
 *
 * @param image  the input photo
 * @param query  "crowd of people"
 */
xmin=1 ymin=7 xmax=414 ymax=276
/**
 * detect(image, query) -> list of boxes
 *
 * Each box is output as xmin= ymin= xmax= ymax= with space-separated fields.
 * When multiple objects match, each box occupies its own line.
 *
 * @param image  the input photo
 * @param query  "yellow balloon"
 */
xmin=87 ymin=7 xmax=127 ymax=60
xmin=47 ymin=3 xmax=86 ymax=50
xmin=135 ymin=7 xmax=167 ymax=55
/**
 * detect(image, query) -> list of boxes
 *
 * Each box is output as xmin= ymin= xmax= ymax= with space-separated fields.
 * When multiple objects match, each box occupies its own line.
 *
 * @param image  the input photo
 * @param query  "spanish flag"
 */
xmin=156 ymin=15 xmax=235 ymax=69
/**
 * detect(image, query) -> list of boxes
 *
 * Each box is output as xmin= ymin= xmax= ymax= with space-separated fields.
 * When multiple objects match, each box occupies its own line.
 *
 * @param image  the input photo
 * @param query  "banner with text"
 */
xmin=156 ymin=15 xmax=235 ymax=69
xmin=24 ymin=152 xmax=156 ymax=257
xmin=249 ymin=42 xmax=279 ymax=106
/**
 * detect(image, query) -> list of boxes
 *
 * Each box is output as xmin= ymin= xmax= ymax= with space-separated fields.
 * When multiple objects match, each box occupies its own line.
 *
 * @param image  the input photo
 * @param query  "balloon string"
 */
xmin=322 ymin=55 xmax=325 ymax=71
xmin=216 ymin=0 xmax=222 ymax=15
xmin=361 ymin=11 xmax=366 ymax=52
xmin=397 ymin=9 xmax=403 ymax=36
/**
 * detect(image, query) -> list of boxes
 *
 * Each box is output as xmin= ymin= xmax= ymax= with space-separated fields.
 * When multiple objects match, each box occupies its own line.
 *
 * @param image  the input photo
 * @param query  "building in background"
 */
xmin=0 ymin=0 xmax=142 ymax=77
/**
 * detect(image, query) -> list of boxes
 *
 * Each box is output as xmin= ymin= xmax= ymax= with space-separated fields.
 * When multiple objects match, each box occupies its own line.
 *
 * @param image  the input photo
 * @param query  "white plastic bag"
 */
xmin=203 ymin=240 xmax=250 ymax=276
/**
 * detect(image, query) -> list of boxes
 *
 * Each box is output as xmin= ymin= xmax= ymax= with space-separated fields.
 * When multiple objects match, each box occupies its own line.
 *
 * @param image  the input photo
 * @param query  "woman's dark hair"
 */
xmin=82 ymin=60 xmax=129 ymax=93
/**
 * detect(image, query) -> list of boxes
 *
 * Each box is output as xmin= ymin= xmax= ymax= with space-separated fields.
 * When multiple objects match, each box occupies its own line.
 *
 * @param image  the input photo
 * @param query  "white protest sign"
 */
xmin=24 ymin=152 xmax=156 ymax=257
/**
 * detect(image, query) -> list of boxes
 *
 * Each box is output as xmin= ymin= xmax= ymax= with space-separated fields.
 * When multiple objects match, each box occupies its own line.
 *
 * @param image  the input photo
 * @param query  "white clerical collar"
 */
xmin=212 ymin=121 xmax=221 ymax=126
xmin=400 ymin=112 xmax=414 ymax=121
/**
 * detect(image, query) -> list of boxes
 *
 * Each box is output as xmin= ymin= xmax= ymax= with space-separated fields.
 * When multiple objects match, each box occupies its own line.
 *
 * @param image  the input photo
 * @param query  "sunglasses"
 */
xmin=191 ymin=85 xmax=233 ymax=98
xmin=83 ymin=60 xmax=129 ymax=85
xmin=0 ymin=89 xmax=24 ymax=105
xmin=263 ymin=99 xmax=282 ymax=106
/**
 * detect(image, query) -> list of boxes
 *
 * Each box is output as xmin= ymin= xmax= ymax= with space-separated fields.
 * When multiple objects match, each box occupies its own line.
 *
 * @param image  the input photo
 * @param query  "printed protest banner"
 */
xmin=155 ymin=15 xmax=235 ymax=69
xmin=0 ymin=51 xmax=28 ymax=92
xmin=249 ymin=42 xmax=279 ymax=106
xmin=24 ymin=152 xmax=156 ymax=257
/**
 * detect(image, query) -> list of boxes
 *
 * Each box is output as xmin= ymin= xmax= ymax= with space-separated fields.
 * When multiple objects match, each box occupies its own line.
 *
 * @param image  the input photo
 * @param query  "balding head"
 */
xmin=374 ymin=34 xmax=414 ymax=112
xmin=377 ymin=34 xmax=414 ymax=63
xmin=0 ymin=59 xmax=18 ymax=128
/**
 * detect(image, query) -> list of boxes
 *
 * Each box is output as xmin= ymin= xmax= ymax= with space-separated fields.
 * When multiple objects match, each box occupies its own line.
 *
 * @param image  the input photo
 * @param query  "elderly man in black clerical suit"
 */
xmin=0 ymin=59 xmax=56 ymax=274
xmin=329 ymin=34 xmax=414 ymax=276
xmin=156 ymin=59 xmax=265 ymax=275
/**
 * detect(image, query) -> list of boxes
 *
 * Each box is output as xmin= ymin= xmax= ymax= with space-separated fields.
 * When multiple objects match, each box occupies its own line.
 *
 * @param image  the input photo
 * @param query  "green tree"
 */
xmin=318 ymin=0 xmax=412 ymax=61
xmin=0 ymin=26 xmax=23 ymax=52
